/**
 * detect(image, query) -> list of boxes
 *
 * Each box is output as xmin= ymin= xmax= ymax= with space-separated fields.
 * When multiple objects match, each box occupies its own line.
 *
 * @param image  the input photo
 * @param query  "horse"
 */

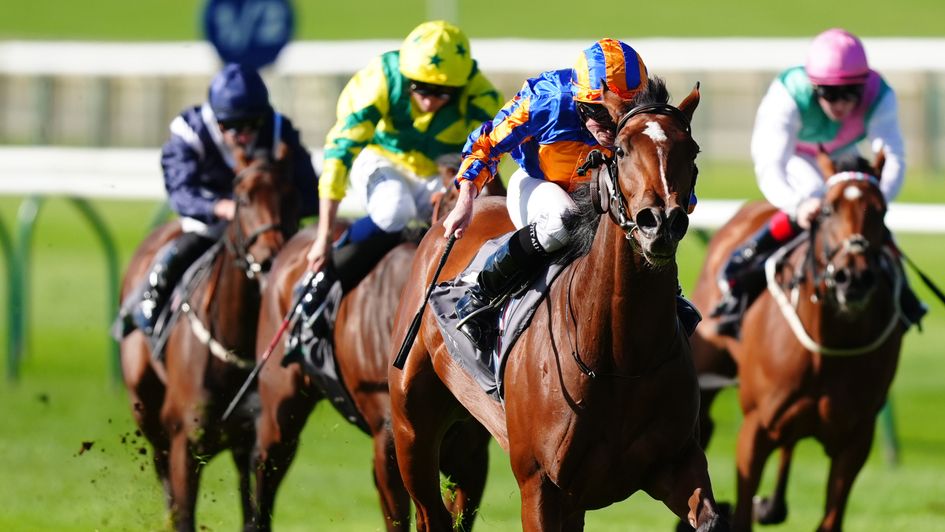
xmin=388 ymin=80 xmax=727 ymax=531
xmin=688 ymin=150 xmax=903 ymax=531
xmin=119 ymin=145 xmax=298 ymax=531
xmin=252 ymin=169 xmax=506 ymax=531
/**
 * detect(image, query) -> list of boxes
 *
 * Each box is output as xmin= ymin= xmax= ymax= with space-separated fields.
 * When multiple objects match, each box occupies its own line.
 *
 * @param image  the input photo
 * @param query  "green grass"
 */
xmin=4 ymin=0 xmax=945 ymax=40
xmin=2 ymin=165 xmax=945 ymax=530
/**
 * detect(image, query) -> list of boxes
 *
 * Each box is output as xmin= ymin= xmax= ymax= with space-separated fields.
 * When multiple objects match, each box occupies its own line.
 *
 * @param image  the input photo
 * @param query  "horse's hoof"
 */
xmin=752 ymin=495 xmax=787 ymax=525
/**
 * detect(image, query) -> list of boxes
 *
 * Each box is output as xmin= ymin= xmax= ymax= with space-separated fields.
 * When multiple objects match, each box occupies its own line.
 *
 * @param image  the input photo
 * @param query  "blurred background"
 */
xmin=1 ymin=1 xmax=943 ymax=530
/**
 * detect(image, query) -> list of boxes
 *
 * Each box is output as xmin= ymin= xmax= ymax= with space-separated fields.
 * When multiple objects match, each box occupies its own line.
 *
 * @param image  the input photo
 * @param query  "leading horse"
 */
xmin=689 ymin=151 xmax=903 ymax=531
xmin=389 ymin=80 xmax=727 ymax=531
xmin=120 ymin=146 xmax=298 ymax=531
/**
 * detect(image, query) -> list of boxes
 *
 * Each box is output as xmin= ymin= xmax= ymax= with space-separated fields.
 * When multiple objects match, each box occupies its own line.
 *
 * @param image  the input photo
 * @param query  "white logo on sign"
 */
xmin=214 ymin=1 xmax=289 ymax=52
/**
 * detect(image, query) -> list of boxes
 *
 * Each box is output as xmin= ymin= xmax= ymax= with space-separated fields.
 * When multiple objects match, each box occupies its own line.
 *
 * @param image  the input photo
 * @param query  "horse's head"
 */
xmin=599 ymin=79 xmax=701 ymax=266
xmin=813 ymin=148 xmax=888 ymax=312
xmin=228 ymin=144 xmax=299 ymax=279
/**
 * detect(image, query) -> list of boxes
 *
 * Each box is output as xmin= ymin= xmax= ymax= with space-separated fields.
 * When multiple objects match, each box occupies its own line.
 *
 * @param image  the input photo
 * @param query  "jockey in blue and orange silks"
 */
xmin=442 ymin=38 xmax=701 ymax=352
xmin=712 ymin=28 xmax=926 ymax=336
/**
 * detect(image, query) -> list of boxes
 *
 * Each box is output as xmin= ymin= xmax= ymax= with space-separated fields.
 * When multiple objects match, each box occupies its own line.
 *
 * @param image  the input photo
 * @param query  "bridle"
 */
xmin=224 ymin=162 xmax=287 ymax=279
xmin=579 ymin=103 xmax=695 ymax=239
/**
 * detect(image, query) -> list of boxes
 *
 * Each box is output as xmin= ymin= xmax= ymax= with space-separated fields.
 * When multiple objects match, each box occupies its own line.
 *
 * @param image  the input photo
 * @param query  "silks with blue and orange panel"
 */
xmin=456 ymin=69 xmax=608 ymax=194
xmin=319 ymin=51 xmax=502 ymax=201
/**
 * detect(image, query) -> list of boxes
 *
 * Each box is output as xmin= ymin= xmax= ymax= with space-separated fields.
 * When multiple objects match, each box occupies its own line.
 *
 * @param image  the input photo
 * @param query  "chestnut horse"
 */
xmin=120 ymin=147 xmax=297 ymax=531
xmin=389 ymin=81 xmax=726 ymax=531
xmin=689 ymin=151 xmax=903 ymax=531
xmin=252 ymin=176 xmax=506 ymax=531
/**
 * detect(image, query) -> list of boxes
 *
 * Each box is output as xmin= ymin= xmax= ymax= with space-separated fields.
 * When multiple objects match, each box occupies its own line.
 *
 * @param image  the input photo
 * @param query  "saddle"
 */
xmin=428 ymin=233 xmax=569 ymax=401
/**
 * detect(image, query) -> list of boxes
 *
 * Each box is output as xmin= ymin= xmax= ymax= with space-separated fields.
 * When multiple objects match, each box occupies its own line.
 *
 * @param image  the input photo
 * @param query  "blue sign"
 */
xmin=203 ymin=0 xmax=294 ymax=69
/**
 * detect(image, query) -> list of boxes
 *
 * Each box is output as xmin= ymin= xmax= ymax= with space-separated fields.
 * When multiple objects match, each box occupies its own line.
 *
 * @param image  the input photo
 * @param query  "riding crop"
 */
xmin=222 ymin=269 xmax=316 ymax=421
xmin=393 ymin=234 xmax=456 ymax=369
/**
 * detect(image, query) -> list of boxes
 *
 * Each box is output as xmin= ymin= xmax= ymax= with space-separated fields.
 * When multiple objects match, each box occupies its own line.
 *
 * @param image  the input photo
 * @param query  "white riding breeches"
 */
xmin=349 ymin=149 xmax=444 ymax=232
xmin=506 ymin=168 xmax=576 ymax=252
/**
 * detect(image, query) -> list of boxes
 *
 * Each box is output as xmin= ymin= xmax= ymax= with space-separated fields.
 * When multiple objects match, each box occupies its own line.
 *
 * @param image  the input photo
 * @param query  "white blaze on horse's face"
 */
xmin=643 ymin=121 xmax=671 ymax=198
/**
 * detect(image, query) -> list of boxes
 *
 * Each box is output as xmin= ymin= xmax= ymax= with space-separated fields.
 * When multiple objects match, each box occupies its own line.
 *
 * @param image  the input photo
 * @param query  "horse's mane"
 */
xmin=556 ymin=77 xmax=670 ymax=264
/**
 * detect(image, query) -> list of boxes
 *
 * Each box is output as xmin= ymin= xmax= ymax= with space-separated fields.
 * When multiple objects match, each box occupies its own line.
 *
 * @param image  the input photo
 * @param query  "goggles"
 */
xmin=218 ymin=116 xmax=265 ymax=133
xmin=408 ymin=80 xmax=459 ymax=100
xmin=814 ymin=84 xmax=864 ymax=103
xmin=577 ymin=102 xmax=615 ymax=126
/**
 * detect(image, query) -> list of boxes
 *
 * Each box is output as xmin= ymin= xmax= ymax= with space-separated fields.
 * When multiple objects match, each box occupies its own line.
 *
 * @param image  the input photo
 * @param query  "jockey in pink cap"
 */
xmin=712 ymin=28 xmax=925 ymax=337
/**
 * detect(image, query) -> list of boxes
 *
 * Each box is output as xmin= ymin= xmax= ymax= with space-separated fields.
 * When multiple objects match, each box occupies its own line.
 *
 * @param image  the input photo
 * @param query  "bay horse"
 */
xmin=120 ymin=145 xmax=298 ymax=531
xmin=689 ymin=150 xmax=903 ymax=531
xmin=252 ymin=172 xmax=506 ymax=530
xmin=389 ymin=81 xmax=727 ymax=531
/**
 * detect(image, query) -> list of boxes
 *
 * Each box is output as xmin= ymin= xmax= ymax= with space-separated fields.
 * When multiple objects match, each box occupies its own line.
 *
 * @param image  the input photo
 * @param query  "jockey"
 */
xmin=122 ymin=63 xmax=319 ymax=337
xmin=304 ymin=21 xmax=502 ymax=294
xmin=443 ymin=38 xmax=702 ymax=352
xmin=713 ymin=28 xmax=926 ymax=335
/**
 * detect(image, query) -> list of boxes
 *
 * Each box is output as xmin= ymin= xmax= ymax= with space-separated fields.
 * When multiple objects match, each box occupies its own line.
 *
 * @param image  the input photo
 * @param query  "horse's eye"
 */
xmin=615 ymin=146 xmax=625 ymax=158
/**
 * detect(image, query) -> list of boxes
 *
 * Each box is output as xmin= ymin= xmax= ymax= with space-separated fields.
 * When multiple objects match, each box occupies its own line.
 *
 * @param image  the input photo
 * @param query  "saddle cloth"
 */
xmin=428 ymin=233 xmax=568 ymax=402
xmin=282 ymin=270 xmax=372 ymax=434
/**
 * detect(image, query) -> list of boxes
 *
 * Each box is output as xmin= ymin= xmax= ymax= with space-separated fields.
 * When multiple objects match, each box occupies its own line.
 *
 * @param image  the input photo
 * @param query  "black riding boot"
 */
xmin=456 ymin=225 xmax=551 ymax=353
xmin=712 ymin=221 xmax=794 ymax=337
xmin=128 ymin=232 xmax=214 ymax=336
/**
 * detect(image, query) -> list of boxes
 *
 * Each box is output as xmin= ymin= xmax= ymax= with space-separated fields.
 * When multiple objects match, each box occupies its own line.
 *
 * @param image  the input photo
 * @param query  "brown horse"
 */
xmin=389 ymin=81 xmax=727 ymax=531
xmin=120 ymin=146 xmax=298 ymax=531
xmin=252 ymin=171 xmax=505 ymax=531
xmin=689 ymin=151 xmax=903 ymax=531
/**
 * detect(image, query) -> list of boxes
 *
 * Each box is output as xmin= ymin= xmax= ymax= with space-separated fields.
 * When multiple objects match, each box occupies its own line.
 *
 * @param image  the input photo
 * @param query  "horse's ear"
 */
xmin=677 ymin=82 xmax=701 ymax=123
xmin=873 ymin=146 xmax=886 ymax=177
xmin=599 ymin=83 xmax=626 ymax=124
xmin=815 ymin=143 xmax=835 ymax=179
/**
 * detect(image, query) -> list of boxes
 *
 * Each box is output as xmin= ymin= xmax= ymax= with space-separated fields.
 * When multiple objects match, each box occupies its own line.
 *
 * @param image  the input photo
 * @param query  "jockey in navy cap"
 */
xmin=119 ymin=63 xmax=319 ymax=337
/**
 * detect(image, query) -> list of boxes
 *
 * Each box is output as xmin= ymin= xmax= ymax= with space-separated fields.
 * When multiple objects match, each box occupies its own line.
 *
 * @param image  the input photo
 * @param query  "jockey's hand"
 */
xmin=796 ymin=197 xmax=823 ymax=230
xmin=213 ymin=199 xmax=237 ymax=221
xmin=306 ymin=236 xmax=331 ymax=272
xmin=442 ymin=180 xmax=477 ymax=239
xmin=308 ymin=197 xmax=340 ymax=272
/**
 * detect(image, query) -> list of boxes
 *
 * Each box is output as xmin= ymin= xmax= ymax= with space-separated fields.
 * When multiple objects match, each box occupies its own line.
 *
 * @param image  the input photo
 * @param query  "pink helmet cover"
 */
xmin=805 ymin=28 xmax=869 ymax=86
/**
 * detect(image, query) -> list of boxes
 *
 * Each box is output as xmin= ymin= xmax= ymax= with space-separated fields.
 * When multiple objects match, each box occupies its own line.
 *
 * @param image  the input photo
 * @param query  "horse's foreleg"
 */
xmin=389 ymin=363 xmax=455 ymax=532
xmin=645 ymin=437 xmax=726 ymax=531
xmin=438 ymin=419 xmax=491 ymax=531
xmin=516 ymin=471 xmax=575 ymax=531
xmin=734 ymin=410 xmax=777 ymax=532
xmin=753 ymin=444 xmax=793 ymax=525
xmin=817 ymin=423 xmax=875 ymax=532
xmin=231 ymin=438 xmax=256 ymax=531
xmin=167 ymin=430 xmax=201 ymax=532
xmin=370 ymin=425 xmax=411 ymax=532
xmin=252 ymin=371 xmax=319 ymax=531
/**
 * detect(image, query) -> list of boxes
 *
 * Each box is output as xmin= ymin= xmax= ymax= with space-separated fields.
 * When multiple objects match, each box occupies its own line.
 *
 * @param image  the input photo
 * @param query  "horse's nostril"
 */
xmin=833 ymin=268 xmax=850 ymax=286
xmin=667 ymin=208 xmax=689 ymax=240
xmin=635 ymin=208 xmax=660 ymax=235
xmin=260 ymin=258 xmax=273 ymax=273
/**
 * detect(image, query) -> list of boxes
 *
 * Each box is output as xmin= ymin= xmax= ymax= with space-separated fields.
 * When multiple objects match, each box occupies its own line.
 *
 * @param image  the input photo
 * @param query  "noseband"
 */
xmin=578 ymin=103 xmax=694 ymax=238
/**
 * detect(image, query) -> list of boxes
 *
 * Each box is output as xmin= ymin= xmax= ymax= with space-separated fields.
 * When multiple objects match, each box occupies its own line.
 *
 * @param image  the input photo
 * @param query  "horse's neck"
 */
xmin=204 ymin=244 xmax=260 ymax=348
xmin=573 ymin=219 xmax=680 ymax=367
